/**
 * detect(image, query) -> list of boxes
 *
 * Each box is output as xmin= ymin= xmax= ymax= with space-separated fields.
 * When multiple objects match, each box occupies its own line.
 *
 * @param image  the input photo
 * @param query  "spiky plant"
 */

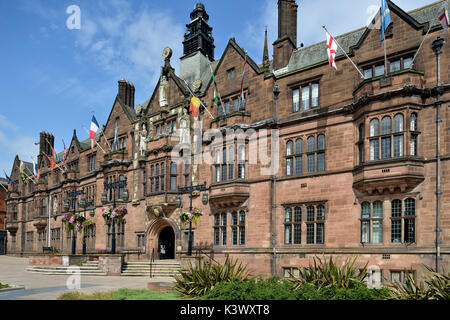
xmin=387 ymin=266 xmax=450 ymax=300
xmin=172 ymin=256 xmax=251 ymax=298
xmin=288 ymin=255 xmax=368 ymax=290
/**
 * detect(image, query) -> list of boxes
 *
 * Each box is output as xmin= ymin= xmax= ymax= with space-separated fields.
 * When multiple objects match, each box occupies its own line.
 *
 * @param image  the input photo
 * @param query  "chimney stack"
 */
xmin=118 ymin=78 xmax=135 ymax=108
xmin=273 ymin=0 xmax=298 ymax=71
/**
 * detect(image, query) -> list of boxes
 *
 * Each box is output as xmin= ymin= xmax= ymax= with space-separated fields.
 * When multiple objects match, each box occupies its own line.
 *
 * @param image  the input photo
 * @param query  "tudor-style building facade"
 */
xmin=5 ymin=0 xmax=450 ymax=283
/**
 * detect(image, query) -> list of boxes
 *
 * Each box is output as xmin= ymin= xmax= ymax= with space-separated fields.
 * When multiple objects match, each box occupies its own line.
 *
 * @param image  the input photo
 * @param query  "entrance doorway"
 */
xmin=158 ymin=226 xmax=174 ymax=259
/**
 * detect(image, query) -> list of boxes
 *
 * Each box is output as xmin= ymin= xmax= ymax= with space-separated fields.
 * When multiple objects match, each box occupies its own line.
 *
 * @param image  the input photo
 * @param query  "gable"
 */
xmin=144 ymin=73 xmax=189 ymax=117
xmin=202 ymin=38 xmax=261 ymax=98
xmin=351 ymin=1 xmax=432 ymax=63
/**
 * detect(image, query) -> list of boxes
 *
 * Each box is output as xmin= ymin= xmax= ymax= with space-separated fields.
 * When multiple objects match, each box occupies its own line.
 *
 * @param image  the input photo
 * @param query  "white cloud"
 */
xmin=71 ymin=3 xmax=184 ymax=104
xmin=0 ymin=115 xmax=39 ymax=175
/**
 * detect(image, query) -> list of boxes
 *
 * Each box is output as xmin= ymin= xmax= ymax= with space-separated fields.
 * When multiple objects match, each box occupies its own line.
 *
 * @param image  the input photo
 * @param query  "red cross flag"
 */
xmin=326 ymin=31 xmax=337 ymax=69
xmin=438 ymin=5 xmax=449 ymax=34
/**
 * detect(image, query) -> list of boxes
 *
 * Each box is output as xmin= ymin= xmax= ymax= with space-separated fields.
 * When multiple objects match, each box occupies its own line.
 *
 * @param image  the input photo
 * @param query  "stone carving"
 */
xmin=139 ymin=123 xmax=147 ymax=156
xmin=159 ymin=75 xmax=169 ymax=107
xmin=179 ymin=108 xmax=191 ymax=145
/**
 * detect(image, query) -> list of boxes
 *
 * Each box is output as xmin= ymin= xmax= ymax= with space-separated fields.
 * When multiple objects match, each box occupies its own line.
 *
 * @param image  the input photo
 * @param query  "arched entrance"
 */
xmin=158 ymin=226 xmax=175 ymax=259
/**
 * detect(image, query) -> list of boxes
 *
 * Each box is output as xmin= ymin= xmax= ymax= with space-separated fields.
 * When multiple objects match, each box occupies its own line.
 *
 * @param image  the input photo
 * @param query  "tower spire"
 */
xmin=263 ymin=25 xmax=270 ymax=70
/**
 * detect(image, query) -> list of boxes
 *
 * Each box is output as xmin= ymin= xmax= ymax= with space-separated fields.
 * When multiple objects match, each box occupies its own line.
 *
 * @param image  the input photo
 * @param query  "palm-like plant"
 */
xmin=172 ymin=256 xmax=251 ymax=298
xmin=288 ymin=255 xmax=368 ymax=290
xmin=387 ymin=266 xmax=450 ymax=300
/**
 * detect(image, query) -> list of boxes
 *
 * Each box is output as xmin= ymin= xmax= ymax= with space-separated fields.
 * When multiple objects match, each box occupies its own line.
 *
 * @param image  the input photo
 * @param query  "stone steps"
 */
xmin=26 ymin=260 xmax=107 ymax=276
xmin=120 ymin=260 xmax=181 ymax=277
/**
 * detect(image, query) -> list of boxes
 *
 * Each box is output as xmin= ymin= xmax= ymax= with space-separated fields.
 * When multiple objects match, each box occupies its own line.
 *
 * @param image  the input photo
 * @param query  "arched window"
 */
xmin=381 ymin=116 xmax=391 ymax=135
xmin=361 ymin=202 xmax=371 ymax=243
xmin=404 ymin=198 xmax=415 ymax=243
xmin=393 ymin=114 xmax=404 ymax=158
xmin=238 ymin=145 xmax=245 ymax=179
xmin=370 ymin=118 xmax=379 ymax=137
xmin=410 ymin=113 xmax=418 ymax=156
xmin=410 ymin=113 xmax=418 ymax=131
xmin=170 ymin=162 xmax=177 ymax=191
xmin=284 ymin=207 xmax=292 ymax=244
xmin=317 ymin=135 xmax=325 ymax=172
xmin=295 ymin=139 xmax=303 ymax=175
xmin=307 ymin=137 xmax=315 ymax=173
xmin=286 ymin=141 xmax=294 ymax=176
xmin=155 ymin=164 xmax=160 ymax=192
xmin=394 ymin=114 xmax=404 ymax=132
xmin=119 ymin=175 xmax=125 ymax=200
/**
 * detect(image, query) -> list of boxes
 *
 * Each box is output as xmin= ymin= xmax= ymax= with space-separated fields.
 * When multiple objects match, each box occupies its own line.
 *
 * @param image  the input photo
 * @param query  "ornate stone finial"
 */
xmin=163 ymin=47 xmax=172 ymax=61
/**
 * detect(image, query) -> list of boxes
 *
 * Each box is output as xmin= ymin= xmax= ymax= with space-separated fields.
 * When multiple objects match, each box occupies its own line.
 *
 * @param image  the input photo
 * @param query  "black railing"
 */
xmin=149 ymin=248 xmax=155 ymax=278
xmin=195 ymin=248 xmax=219 ymax=265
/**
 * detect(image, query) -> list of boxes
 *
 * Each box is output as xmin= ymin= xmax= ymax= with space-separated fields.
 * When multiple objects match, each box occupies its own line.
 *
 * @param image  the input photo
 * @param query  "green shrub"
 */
xmin=288 ymin=255 xmax=368 ymax=290
xmin=295 ymin=281 xmax=390 ymax=300
xmin=173 ymin=256 xmax=251 ymax=298
xmin=57 ymin=291 xmax=115 ymax=300
xmin=203 ymin=277 xmax=297 ymax=300
xmin=112 ymin=288 xmax=183 ymax=300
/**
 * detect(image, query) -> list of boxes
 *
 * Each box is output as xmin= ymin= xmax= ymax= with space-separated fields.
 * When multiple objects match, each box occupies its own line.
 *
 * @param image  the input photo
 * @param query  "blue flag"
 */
xmin=381 ymin=0 xmax=391 ymax=42
xmin=3 ymin=169 xmax=17 ymax=185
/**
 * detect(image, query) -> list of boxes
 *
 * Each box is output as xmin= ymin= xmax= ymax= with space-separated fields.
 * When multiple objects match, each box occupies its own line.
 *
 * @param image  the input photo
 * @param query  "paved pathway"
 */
xmin=0 ymin=255 xmax=174 ymax=300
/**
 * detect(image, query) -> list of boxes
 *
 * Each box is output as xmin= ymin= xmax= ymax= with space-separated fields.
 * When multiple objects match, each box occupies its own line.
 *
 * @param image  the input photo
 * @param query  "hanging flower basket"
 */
xmin=102 ymin=207 xmax=128 ymax=224
xmin=62 ymin=213 xmax=86 ymax=233
xmin=82 ymin=220 xmax=95 ymax=235
xmin=180 ymin=208 xmax=202 ymax=225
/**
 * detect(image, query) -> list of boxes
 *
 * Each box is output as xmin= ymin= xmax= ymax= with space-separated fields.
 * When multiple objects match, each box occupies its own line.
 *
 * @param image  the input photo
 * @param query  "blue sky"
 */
xmin=0 ymin=0 xmax=432 ymax=175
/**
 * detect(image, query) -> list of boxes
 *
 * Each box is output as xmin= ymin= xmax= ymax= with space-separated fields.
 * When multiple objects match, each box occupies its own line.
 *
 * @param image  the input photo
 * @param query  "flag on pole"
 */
xmin=90 ymin=115 xmax=100 ymax=150
xmin=189 ymin=97 xmax=201 ymax=117
xmin=381 ymin=0 xmax=391 ymax=42
xmin=3 ymin=169 xmax=17 ymax=185
xmin=19 ymin=161 xmax=26 ymax=181
xmin=50 ymin=145 xmax=59 ymax=163
xmin=368 ymin=8 xmax=381 ymax=29
xmin=438 ymin=4 xmax=449 ymax=34
xmin=239 ymin=52 xmax=248 ymax=110
xmin=326 ymin=31 xmax=338 ymax=69
xmin=44 ymin=153 xmax=55 ymax=169
xmin=34 ymin=161 xmax=40 ymax=180
xmin=113 ymin=118 xmax=118 ymax=151
xmin=62 ymin=139 xmax=67 ymax=164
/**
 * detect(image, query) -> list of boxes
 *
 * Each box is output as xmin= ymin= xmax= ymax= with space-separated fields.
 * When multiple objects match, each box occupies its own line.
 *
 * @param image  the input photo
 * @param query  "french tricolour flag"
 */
xmin=90 ymin=115 xmax=99 ymax=150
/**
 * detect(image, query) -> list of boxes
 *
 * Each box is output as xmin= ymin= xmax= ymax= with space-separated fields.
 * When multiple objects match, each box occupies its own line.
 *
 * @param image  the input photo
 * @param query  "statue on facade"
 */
xmin=139 ymin=123 xmax=147 ymax=156
xmin=159 ymin=75 xmax=169 ymax=107
xmin=179 ymin=108 xmax=191 ymax=145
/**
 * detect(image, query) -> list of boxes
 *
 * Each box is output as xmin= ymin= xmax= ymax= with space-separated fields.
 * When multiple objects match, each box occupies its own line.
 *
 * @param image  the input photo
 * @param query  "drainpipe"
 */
xmin=431 ymin=36 xmax=444 ymax=273
xmin=272 ymin=85 xmax=280 ymax=276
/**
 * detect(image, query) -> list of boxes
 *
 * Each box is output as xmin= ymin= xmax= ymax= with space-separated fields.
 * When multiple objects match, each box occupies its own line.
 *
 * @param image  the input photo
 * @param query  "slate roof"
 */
xmin=139 ymin=0 xmax=445 ymax=105
xmin=276 ymin=0 xmax=445 ymax=76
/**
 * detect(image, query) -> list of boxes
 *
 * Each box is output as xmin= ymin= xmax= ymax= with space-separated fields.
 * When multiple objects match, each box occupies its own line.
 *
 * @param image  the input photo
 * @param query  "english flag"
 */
xmin=326 ymin=31 xmax=337 ymax=69
xmin=438 ymin=5 xmax=449 ymax=34
xmin=90 ymin=115 xmax=100 ymax=150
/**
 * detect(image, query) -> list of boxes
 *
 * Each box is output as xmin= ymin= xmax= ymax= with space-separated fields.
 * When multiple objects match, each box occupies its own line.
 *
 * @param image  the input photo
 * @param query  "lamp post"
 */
xmin=102 ymin=176 xmax=128 ymax=254
xmin=64 ymin=189 xmax=85 ymax=254
xmin=176 ymin=181 xmax=208 ymax=256
xmin=80 ymin=198 xmax=94 ymax=255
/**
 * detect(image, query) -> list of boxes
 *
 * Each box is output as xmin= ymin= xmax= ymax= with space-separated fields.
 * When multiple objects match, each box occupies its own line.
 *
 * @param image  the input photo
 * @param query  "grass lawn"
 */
xmin=57 ymin=288 xmax=186 ymax=300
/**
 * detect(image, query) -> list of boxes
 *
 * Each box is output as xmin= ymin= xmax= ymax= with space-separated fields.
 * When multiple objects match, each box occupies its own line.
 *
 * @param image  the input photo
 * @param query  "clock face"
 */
xmin=162 ymin=47 xmax=172 ymax=59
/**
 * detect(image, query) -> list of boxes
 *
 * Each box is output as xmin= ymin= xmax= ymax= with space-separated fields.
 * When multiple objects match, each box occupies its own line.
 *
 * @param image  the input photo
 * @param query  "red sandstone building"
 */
xmin=5 ymin=1 xmax=450 ymax=284
xmin=0 ymin=178 xmax=7 ymax=254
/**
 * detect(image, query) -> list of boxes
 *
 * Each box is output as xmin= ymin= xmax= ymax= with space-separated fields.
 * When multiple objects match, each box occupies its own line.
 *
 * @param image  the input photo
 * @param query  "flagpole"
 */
xmin=44 ymin=139 xmax=66 ymax=173
xmin=238 ymin=51 xmax=248 ymax=111
xmin=81 ymin=125 xmax=107 ymax=154
xmin=0 ymin=180 xmax=8 ymax=192
xmin=323 ymin=26 xmax=365 ymax=79
xmin=92 ymin=112 xmax=113 ymax=151
xmin=411 ymin=24 xmax=432 ymax=68
xmin=207 ymin=55 xmax=226 ymax=113
xmin=23 ymin=168 xmax=38 ymax=184
xmin=181 ymin=78 xmax=215 ymax=120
